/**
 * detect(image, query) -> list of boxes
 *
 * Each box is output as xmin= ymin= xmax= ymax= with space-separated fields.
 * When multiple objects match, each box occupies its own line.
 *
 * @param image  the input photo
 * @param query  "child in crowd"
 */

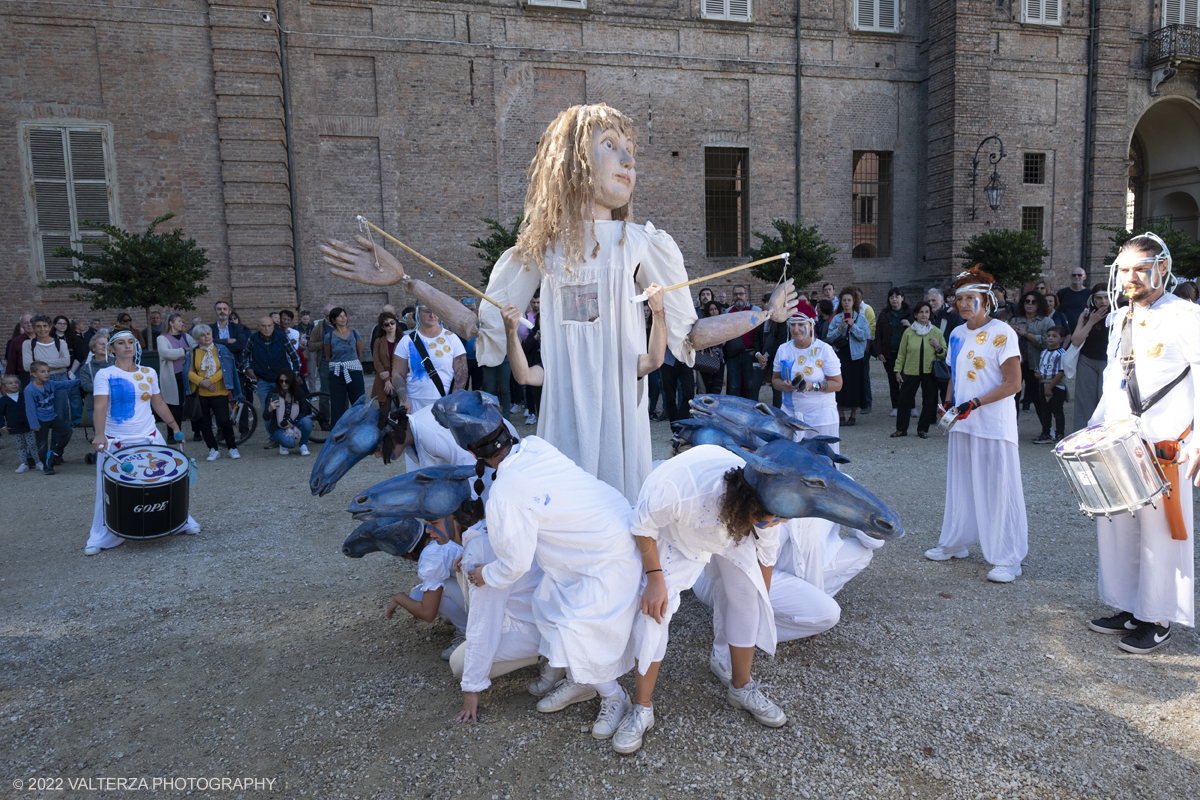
xmin=1034 ymin=326 xmax=1068 ymax=444
xmin=385 ymin=516 xmax=468 ymax=661
xmin=24 ymin=361 xmax=79 ymax=474
xmin=0 ymin=373 xmax=40 ymax=472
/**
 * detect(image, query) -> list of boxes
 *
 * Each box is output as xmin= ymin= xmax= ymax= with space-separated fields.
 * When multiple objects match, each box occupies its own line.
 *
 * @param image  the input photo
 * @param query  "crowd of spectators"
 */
xmin=3 ymin=269 xmax=1198 ymax=473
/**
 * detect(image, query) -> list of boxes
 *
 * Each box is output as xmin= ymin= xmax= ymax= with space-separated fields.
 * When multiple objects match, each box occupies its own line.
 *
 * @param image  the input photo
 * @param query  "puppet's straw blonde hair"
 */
xmin=514 ymin=103 xmax=637 ymax=273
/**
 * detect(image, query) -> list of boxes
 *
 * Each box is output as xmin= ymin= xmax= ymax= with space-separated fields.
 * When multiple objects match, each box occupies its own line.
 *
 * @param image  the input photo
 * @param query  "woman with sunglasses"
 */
xmin=266 ymin=368 xmax=312 ymax=455
xmin=111 ymin=313 xmax=145 ymax=349
xmin=1009 ymin=291 xmax=1051 ymax=423
xmin=370 ymin=310 xmax=401 ymax=404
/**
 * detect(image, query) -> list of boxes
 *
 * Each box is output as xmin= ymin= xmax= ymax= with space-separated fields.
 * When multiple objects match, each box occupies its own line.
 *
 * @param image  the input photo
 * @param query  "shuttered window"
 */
xmin=526 ymin=0 xmax=587 ymax=9
xmin=23 ymin=125 xmax=116 ymax=281
xmin=853 ymin=0 xmax=899 ymax=32
xmin=702 ymin=0 xmax=752 ymax=22
xmin=1022 ymin=0 xmax=1062 ymax=26
xmin=1164 ymin=0 xmax=1200 ymax=26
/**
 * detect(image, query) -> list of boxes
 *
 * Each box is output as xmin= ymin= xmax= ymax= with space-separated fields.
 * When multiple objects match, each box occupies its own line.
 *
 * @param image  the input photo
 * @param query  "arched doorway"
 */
xmin=1126 ymin=98 xmax=1200 ymax=238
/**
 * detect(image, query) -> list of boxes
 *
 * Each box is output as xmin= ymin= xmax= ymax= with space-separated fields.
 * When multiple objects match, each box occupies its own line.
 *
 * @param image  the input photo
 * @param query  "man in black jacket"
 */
xmin=211 ymin=301 xmax=248 ymax=359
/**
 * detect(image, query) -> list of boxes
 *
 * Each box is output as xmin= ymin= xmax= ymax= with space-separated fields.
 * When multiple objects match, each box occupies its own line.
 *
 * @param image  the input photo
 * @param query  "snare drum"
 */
xmin=1053 ymin=421 xmax=1169 ymax=519
xmin=102 ymin=444 xmax=191 ymax=538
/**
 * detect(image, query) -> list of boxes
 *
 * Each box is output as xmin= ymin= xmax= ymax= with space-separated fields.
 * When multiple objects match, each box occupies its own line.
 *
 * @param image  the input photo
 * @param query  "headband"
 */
xmin=108 ymin=330 xmax=142 ymax=365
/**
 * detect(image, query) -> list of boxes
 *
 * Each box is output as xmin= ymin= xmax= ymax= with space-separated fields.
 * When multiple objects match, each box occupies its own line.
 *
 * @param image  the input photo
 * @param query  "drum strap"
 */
xmin=1119 ymin=314 xmax=1191 ymax=418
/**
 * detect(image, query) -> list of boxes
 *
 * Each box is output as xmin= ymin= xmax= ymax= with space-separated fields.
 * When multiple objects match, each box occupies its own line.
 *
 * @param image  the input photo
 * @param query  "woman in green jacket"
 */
xmin=891 ymin=300 xmax=947 ymax=438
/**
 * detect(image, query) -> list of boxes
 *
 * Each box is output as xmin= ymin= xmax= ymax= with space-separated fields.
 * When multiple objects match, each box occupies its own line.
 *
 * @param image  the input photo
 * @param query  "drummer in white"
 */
xmin=1085 ymin=233 xmax=1200 ymax=653
xmin=86 ymin=331 xmax=198 ymax=556
xmin=772 ymin=312 xmax=843 ymax=449
xmin=924 ymin=267 xmax=1028 ymax=582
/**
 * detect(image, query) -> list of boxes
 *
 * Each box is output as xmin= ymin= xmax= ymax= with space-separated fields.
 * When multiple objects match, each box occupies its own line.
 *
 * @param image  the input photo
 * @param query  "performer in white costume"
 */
xmin=86 ymin=331 xmax=198 ymax=555
xmin=449 ymin=522 xmax=546 ymax=722
xmin=323 ymin=104 xmax=797 ymax=501
xmin=385 ymin=516 xmax=469 ymax=660
xmin=1085 ymin=233 xmax=1200 ymax=653
xmin=772 ymin=312 xmax=843 ymax=447
xmin=615 ymin=444 xmax=789 ymax=755
xmin=438 ymin=393 xmax=642 ymax=739
xmin=924 ymin=266 xmax=1028 ymax=583
xmin=694 ymin=515 xmax=884 ymax=655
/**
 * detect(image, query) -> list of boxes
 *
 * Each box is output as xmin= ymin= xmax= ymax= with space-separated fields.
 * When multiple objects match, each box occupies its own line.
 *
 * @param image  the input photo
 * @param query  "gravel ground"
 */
xmin=2 ymin=365 xmax=1198 ymax=799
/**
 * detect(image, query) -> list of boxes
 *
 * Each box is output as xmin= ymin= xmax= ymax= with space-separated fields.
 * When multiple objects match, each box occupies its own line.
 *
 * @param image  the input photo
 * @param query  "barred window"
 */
xmin=1021 ymin=206 xmax=1045 ymax=241
xmin=21 ymin=124 xmax=117 ymax=281
xmin=1023 ymin=153 xmax=1046 ymax=185
xmin=1022 ymin=0 xmax=1061 ymax=26
xmin=702 ymin=0 xmax=751 ymax=22
xmin=705 ymin=147 xmax=750 ymax=258
xmin=851 ymin=151 xmax=893 ymax=258
xmin=852 ymin=0 xmax=899 ymax=33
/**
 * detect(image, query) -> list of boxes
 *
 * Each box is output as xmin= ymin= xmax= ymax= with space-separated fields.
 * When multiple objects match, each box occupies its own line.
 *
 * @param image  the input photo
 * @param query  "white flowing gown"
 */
xmin=476 ymin=221 xmax=698 ymax=502
xmin=480 ymin=436 xmax=641 ymax=685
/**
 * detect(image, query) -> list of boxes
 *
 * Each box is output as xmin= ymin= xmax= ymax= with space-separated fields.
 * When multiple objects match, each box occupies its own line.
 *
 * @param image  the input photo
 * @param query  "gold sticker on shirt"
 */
xmin=993 ymin=334 xmax=1008 ymax=347
xmin=967 ymin=350 xmax=975 ymax=358
xmin=967 ymin=370 xmax=978 ymax=381
xmin=797 ymin=356 xmax=807 ymax=365
xmin=811 ymin=347 xmax=820 ymax=356
xmin=973 ymin=356 xmax=986 ymax=370
xmin=816 ymin=359 xmax=824 ymax=368
xmin=140 ymin=392 xmax=151 ymax=401
xmin=975 ymin=331 xmax=989 ymax=345
xmin=1146 ymin=342 xmax=1164 ymax=358
xmin=804 ymin=367 xmax=814 ymax=376
xmin=138 ymin=383 xmax=149 ymax=392
xmin=436 ymin=337 xmax=446 ymax=345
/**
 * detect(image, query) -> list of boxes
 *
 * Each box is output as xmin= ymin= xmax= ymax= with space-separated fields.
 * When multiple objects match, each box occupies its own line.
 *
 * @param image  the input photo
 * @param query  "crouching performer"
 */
xmin=385 ymin=511 xmax=472 ymax=661
xmin=616 ymin=442 xmax=793 ymax=756
xmin=437 ymin=392 xmax=642 ymax=739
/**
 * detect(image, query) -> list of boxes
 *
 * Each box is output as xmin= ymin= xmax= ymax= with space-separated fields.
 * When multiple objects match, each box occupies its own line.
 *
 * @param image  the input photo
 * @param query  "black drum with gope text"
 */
xmin=102 ymin=445 xmax=191 ymax=539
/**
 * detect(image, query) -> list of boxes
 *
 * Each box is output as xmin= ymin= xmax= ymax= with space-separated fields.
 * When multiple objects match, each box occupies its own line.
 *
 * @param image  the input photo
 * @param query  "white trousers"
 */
xmin=1097 ymin=477 xmax=1195 ymax=627
xmin=87 ymin=433 xmax=199 ymax=550
xmin=694 ymin=535 xmax=875 ymax=656
xmin=938 ymin=432 xmax=1028 ymax=567
xmin=410 ymin=581 xmax=468 ymax=632
xmin=448 ymin=632 xmax=540 ymax=681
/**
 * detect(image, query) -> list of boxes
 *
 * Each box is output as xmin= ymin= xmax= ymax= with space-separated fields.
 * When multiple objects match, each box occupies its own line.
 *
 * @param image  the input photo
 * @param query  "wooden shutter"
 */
xmin=878 ymin=0 xmax=896 ymax=29
xmin=728 ymin=0 xmax=750 ymax=20
xmin=704 ymin=0 xmax=728 ymax=18
xmin=1165 ymin=0 xmax=1199 ymax=25
xmin=27 ymin=126 xmax=114 ymax=281
xmin=857 ymin=0 xmax=876 ymax=29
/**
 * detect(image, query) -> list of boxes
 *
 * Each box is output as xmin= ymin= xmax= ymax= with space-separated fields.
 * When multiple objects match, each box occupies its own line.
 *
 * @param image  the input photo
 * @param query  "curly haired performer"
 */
xmin=924 ymin=267 xmax=1028 ymax=582
xmin=323 ymin=104 xmax=797 ymax=501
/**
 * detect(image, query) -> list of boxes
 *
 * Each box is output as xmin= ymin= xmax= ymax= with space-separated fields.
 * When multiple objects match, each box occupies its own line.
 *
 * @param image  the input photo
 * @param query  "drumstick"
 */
xmin=356 ymin=217 xmax=532 ymax=329
xmin=629 ymin=253 xmax=789 ymax=303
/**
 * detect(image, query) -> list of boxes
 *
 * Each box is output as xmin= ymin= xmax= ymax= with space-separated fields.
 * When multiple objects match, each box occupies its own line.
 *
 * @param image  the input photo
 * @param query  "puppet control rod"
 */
xmin=356 ymin=216 xmax=532 ymax=329
xmin=628 ymin=253 xmax=789 ymax=303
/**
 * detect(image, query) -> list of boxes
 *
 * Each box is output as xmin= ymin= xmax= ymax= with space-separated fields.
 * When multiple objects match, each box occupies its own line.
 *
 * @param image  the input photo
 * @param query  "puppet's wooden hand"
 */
xmin=767 ymin=278 xmax=799 ymax=323
xmin=322 ymin=236 xmax=407 ymax=287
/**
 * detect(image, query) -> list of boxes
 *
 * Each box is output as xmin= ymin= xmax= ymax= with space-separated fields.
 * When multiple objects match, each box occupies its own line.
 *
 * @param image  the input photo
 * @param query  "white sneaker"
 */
xmin=524 ymin=412 xmax=537 ymax=425
xmin=279 ymin=446 xmax=289 ymax=455
xmin=536 ymin=680 xmax=597 ymax=713
xmin=612 ymin=704 xmax=655 ymax=755
xmin=299 ymin=444 xmax=310 ymax=456
xmin=527 ymin=663 xmax=567 ymax=698
xmin=206 ymin=449 xmax=220 ymax=462
xmin=924 ymin=545 xmax=969 ymax=561
xmin=15 ymin=463 xmax=29 ymax=474
xmin=889 ymin=408 xmax=898 ymax=417
xmin=441 ymin=631 xmax=466 ymax=661
xmin=709 ymin=651 xmax=733 ymax=690
xmin=726 ymin=680 xmax=787 ymax=728
xmin=84 ymin=545 xmax=101 ymax=556
xmin=229 ymin=449 xmax=240 ymax=459
xmin=509 ymin=403 xmax=522 ymax=415
xmin=911 ymin=408 xmax=920 ymax=417
xmin=592 ymin=693 xmax=631 ymax=740
xmin=987 ymin=564 xmax=1022 ymax=583
xmin=180 ymin=521 xmax=201 ymax=535
xmin=34 ymin=461 xmax=44 ymax=471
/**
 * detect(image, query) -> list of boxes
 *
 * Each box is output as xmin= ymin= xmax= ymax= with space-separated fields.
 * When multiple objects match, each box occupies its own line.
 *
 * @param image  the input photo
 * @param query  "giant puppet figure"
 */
xmin=322 ymin=104 xmax=797 ymax=501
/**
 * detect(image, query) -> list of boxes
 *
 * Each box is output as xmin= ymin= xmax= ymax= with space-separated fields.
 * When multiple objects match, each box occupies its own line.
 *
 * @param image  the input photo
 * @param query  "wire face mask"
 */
xmin=1107 ymin=231 xmax=1174 ymax=311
